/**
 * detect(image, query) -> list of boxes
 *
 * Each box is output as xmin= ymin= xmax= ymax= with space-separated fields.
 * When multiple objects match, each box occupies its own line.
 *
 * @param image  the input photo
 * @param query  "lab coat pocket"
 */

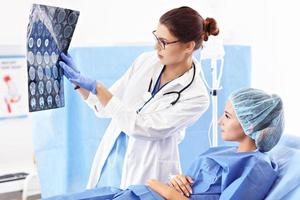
xmin=158 ymin=160 xmax=181 ymax=183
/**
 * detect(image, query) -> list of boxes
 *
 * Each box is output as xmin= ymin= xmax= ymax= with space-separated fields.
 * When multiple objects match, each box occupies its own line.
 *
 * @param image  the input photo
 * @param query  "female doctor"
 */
xmin=59 ymin=6 xmax=219 ymax=190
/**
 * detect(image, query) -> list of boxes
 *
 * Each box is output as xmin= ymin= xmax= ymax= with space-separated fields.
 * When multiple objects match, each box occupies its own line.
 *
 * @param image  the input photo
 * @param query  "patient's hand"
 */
xmin=146 ymin=179 xmax=188 ymax=200
xmin=168 ymin=175 xmax=193 ymax=197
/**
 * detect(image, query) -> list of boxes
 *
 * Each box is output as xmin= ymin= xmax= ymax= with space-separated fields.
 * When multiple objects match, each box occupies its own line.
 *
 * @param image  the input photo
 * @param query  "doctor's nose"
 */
xmin=154 ymin=41 xmax=161 ymax=50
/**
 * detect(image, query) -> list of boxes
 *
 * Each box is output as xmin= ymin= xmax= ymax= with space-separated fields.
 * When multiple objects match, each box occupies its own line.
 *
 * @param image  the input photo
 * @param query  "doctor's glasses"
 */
xmin=152 ymin=30 xmax=180 ymax=49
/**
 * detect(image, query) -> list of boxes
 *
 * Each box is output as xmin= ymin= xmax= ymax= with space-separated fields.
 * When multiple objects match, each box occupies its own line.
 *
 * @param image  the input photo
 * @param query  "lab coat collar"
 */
xmin=174 ymin=62 xmax=196 ymax=86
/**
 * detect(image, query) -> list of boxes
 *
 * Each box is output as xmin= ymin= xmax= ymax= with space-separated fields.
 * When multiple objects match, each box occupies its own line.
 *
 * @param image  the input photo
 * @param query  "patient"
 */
xmin=45 ymin=88 xmax=284 ymax=200
xmin=147 ymin=88 xmax=284 ymax=200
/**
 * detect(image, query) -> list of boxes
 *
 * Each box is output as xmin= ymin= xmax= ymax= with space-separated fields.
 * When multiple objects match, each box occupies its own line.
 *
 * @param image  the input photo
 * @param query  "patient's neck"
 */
xmin=237 ymin=137 xmax=257 ymax=152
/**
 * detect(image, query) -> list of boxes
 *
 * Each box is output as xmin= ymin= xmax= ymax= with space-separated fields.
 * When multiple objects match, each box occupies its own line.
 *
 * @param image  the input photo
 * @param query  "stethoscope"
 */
xmin=137 ymin=63 xmax=196 ymax=113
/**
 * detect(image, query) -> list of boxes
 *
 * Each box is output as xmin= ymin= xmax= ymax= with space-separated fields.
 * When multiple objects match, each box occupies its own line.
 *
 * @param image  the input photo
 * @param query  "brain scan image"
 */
xmin=38 ymin=81 xmax=44 ymax=95
xmin=36 ymin=51 xmax=42 ymax=65
xmin=45 ymin=39 xmax=49 ymax=47
xmin=44 ymin=52 xmax=50 ymax=64
xmin=27 ymin=51 xmax=34 ymax=65
xmin=53 ymin=80 xmax=59 ymax=93
xmin=57 ymin=10 xmax=66 ymax=23
xmin=29 ymin=37 xmax=34 ymax=48
xmin=64 ymin=25 xmax=73 ymax=38
xmin=47 ymin=96 xmax=53 ymax=107
xmin=30 ymin=97 xmax=37 ymax=110
xmin=45 ymin=65 xmax=51 ymax=79
xmin=46 ymin=80 xmax=52 ymax=94
xmin=51 ymin=52 xmax=58 ymax=64
xmin=27 ymin=4 xmax=79 ymax=112
xmin=68 ymin=12 xmax=77 ymax=25
xmin=29 ymin=82 xmax=36 ymax=96
xmin=37 ymin=66 xmax=44 ymax=80
xmin=39 ymin=96 xmax=45 ymax=109
xmin=55 ymin=94 xmax=60 ymax=107
xmin=37 ymin=38 xmax=42 ymax=48
xmin=54 ymin=24 xmax=62 ymax=35
xmin=52 ymin=65 xmax=58 ymax=79
xmin=29 ymin=66 xmax=36 ymax=80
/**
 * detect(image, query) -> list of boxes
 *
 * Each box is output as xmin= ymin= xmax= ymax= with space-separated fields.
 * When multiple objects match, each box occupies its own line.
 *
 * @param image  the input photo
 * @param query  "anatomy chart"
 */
xmin=0 ymin=58 xmax=27 ymax=118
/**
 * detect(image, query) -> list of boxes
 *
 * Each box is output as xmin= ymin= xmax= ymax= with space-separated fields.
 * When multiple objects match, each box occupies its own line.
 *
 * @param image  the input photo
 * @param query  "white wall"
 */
xmin=0 ymin=117 xmax=33 ymax=174
xmin=0 ymin=0 xmax=299 ymax=175
xmin=260 ymin=0 xmax=300 ymax=135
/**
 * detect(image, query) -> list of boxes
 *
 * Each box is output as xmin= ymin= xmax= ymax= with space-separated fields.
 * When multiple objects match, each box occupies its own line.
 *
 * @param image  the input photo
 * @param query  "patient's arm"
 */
xmin=145 ymin=179 xmax=188 ymax=200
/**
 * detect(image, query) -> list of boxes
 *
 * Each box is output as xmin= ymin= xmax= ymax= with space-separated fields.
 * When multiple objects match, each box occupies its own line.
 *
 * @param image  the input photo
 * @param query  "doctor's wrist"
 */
xmin=95 ymin=82 xmax=113 ymax=107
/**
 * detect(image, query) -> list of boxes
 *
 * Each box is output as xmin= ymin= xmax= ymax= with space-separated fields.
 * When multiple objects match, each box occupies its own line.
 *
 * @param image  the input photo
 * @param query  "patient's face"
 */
xmin=218 ymin=100 xmax=246 ymax=142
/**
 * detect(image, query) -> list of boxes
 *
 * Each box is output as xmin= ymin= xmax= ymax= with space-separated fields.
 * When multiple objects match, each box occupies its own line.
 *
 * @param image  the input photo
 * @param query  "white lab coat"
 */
xmin=85 ymin=51 xmax=209 ymax=189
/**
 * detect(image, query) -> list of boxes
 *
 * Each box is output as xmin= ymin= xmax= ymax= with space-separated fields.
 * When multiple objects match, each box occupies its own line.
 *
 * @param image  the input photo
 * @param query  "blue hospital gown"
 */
xmin=45 ymin=146 xmax=278 ymax=200
xmin=187 ymin=146 xmax=278 ymax=200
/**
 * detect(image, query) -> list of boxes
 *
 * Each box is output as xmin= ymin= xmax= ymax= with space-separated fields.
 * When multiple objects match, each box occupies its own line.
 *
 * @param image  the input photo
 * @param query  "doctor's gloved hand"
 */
xmin=59 ymin=52 xmax=97 ymax=94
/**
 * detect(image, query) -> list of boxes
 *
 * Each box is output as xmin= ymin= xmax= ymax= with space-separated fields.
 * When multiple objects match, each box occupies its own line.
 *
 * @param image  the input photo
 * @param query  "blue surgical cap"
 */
xmin=229 ymin=88 xmax=284 ymax=152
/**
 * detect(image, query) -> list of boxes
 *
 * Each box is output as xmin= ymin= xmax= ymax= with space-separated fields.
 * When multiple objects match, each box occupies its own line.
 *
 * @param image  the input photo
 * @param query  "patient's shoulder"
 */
xmin=197 ymin=146 xmax=275 ymax=169
xmin=200 ymin=146 xmax=236 ymax=156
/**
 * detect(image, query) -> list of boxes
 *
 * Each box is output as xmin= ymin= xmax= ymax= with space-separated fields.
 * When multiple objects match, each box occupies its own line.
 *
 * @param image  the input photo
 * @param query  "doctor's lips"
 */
xmin=157 ymin=54 xmax=163 ymax=59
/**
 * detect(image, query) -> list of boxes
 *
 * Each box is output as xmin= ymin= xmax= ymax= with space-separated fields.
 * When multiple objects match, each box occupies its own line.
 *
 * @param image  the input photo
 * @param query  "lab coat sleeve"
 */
xmin=84 ymin=53 xmax=148 ymax=118
xmin=102 ymin=93 xmax=209 ymax=140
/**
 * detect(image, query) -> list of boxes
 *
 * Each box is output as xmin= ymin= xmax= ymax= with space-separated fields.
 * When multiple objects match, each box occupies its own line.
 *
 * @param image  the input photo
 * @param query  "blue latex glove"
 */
xmin=59 ymin=52 xmax=97 ymax=94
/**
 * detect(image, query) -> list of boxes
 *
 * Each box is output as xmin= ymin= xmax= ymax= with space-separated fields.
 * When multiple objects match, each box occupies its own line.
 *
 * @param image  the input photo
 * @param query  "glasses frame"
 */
xmin=152 ymin=30 xmax=180 ymax=49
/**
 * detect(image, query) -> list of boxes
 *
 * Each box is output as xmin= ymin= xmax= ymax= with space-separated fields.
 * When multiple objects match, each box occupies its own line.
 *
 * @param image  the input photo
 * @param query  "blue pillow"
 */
xmin=265 ymin=135 xmax=300 ymax=200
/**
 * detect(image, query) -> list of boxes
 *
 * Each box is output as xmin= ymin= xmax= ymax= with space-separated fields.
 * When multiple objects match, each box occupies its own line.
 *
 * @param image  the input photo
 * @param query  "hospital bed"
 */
xmin=42 ymin=134 xmax=300 ymax=200
xmin=265 ymin=134 xmax=300 ymax=199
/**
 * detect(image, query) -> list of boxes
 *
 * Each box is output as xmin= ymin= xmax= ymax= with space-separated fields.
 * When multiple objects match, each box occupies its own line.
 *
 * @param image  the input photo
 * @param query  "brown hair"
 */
xmin=159 ymin=6 xmax=219 ymax=49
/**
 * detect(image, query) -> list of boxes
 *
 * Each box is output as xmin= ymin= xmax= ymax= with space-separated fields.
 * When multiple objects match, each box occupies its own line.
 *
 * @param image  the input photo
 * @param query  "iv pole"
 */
xmin=200 ymin=36 xmax=225 ymax=147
